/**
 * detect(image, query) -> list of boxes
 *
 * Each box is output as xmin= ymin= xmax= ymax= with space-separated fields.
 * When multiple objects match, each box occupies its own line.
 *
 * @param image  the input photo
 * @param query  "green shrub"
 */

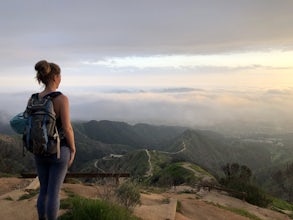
xmin=18 ymin=190 xmax=39 ymax=201
xmin=59 ymin=196 xmax=139 ymax=220
xmin=225 ymin=181 xmax=271 ymax=207
xmin=115 ymin=181 xmax=141 ymax=210
xmin=243 ymin=184 xmax=271 ymax=207
xmin=269 ymin=195 xmax=293 ymax=218
xmin=221 ymin=163 xmax=271 ymax=207
xmin=176 ymin=201 xmax=182 ymax=213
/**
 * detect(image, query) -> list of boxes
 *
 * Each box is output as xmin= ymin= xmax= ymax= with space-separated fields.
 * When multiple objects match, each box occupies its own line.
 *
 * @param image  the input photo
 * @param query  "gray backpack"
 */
xmin=23 ymin=92 xmax=62 ymax=158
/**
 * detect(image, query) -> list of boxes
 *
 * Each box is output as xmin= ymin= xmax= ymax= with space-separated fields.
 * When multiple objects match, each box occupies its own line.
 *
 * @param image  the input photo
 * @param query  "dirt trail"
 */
xmin=144 ymin=149 xmax=153 ymax=177
xmin=0 ymin=177 xmax=291 ymax=220
xmin=201 ymin=190 xmax=291 ymax=220
xmin=174 ymin=193 xmax=250 ymax=220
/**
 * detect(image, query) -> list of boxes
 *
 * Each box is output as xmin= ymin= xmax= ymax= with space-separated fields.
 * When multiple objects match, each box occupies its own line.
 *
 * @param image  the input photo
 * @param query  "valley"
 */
xmin=0 ymin=119 xmax=293 ymax=217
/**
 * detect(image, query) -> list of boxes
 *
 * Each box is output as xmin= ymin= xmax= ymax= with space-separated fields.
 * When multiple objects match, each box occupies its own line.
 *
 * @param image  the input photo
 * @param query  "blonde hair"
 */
xmin=35 ymin=60 xmax=61 ymax=86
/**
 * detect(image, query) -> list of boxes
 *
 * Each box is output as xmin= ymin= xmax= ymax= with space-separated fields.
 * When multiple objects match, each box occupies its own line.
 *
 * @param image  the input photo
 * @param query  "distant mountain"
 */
xmin=0 ymin=122 xmax=14 ymax=135
xmin=0 ymin=134 xmax=35 ymax=174
xmin=81 ymin=120 xmax=186 ymax=149
xmin=167 ymin=129 xmax=274 ymax=174
xmin=70 ymin=120 xmax=187 ymax=172
xmin=0 ymin=111 xmax=15 ymax=135
xmin=72 ymin=122 xmax=139 ymax=171
xmin=89 ymin=127 xmax=280 ymax=176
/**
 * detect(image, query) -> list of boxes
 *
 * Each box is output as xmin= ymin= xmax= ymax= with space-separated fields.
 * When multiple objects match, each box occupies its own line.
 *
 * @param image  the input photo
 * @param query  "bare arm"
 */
xmin=59 ymin=95 xmax=76 ymax=167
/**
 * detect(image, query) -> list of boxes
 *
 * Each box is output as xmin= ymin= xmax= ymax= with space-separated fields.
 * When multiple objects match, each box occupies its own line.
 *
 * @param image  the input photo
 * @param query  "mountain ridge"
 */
xmin=1 ymin=119 xmax=293 ymax=202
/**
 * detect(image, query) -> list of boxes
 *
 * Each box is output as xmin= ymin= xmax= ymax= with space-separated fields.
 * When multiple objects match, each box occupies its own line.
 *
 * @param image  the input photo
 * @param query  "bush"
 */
xmin=221 ymin=163 xmax=271 ymax=207
xmin=221 ymin=179 xmax=271 ymax=207
xmin=244 ymin=184 xmax=271 ymax=207
xmin=59 ymin=195 xmax=139 ymax=220
xmin=115 ymin=181 xmax=141 ymax=210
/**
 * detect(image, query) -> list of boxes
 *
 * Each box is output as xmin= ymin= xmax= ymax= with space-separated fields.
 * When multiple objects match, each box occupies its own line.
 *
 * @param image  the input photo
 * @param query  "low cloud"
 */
xmin=2 ymin=87 xmax=293 ymax=133
xmin=67 ymin=87 xmax=293 ymax=130
xmin=82 ymin=51 xmax=293 ymax=70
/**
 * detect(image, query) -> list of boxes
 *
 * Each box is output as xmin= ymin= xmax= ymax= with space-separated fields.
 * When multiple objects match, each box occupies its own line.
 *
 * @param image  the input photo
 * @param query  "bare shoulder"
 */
xmin=53 ymin=93 xmax=69 ymax=116
xmin=54 ymin=93 xmax=69 ymax=107
xmin=56 ymin=93 xmax=68 ymax=101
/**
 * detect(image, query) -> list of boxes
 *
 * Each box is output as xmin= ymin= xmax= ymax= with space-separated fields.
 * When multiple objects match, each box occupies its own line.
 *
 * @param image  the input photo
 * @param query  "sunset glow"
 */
xmin=1 ymin=1 xmax=293 ymax=129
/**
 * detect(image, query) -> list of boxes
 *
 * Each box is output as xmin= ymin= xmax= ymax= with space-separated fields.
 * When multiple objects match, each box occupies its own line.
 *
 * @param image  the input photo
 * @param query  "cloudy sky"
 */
xmin=1 ymin=0 xmax=293 ymax=131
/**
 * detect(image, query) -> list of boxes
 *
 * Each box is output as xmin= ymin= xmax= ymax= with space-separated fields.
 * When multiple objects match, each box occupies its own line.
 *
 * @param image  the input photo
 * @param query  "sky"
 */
xmin=1 ymin=0 xmax=293 ymax=133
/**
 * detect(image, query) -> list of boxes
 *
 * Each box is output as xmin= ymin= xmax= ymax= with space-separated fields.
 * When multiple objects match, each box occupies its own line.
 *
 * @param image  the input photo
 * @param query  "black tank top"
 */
xmin=56 ymin=116 xmax=68 ymax=146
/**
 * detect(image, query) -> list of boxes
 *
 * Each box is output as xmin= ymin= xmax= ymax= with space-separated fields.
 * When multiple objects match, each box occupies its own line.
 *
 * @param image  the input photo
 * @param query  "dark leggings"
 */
xmin=35 ymin=146 xmax=70 ymax=220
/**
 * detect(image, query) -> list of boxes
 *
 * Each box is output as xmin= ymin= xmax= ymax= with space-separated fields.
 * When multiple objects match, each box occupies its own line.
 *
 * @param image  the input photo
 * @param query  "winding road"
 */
xmin=144 ymin=141 xmax=186 ymax=177
xmin=144 ymin=149 xmax=153 ymax=177
xmin=94 ymin=159 xmax=106 ymax=173
xmin=93 ymin=141 xmax=187 ymax=177
xmin=159 ymin=141 xmax=186 ymax=155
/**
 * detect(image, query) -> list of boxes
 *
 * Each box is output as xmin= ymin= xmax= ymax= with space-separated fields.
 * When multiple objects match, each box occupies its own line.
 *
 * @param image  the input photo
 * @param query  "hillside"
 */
xmin=168 ymin=129 xmax=274 ymax=174
xmin=76 ymin=121 xmax=293 ymax=202
xmin=1 ymin=120 xmax=293 ymax=202
xmin=0 ymin=122 xmax=13 ymax=135
xmin=0 ymin=134 xmax=35 ymax=174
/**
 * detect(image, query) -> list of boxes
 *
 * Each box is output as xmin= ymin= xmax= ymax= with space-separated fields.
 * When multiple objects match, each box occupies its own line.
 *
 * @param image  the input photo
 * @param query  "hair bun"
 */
xmin=35 ymin=60 xmax=51 ymax=75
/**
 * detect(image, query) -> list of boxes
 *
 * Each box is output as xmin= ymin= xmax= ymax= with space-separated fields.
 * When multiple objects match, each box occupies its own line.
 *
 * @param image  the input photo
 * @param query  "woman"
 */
xmin=32 ymin=60 xmax=76 ymax=220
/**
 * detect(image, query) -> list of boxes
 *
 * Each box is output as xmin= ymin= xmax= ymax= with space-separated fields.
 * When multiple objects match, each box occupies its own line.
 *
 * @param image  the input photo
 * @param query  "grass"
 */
xmin=269 ymin=196 xmax=293 ymax=211
xmin=161 ymin=198 xmax=170 ymax=204
xmin=223 ymin=206 xmax=262 ymax=220
xmin=18 ymin=189 xmax=39 ymax=201
xmin=139 ymin=185 xmax=169 ymax=194
xmin=205 ymin=201 xmax=262 ymax=220
xmin=59 ymin=194 xmax=140 ymax=220
xmin=189 ymin=163 xmax=214 ymax=177
xmin=268 ymin=196 xmax=293 ymax=219
xmin=0 ymin=173 xmax=18 ymax=178
xmin=176 ymin=200 xmax=182 ymax=213
xmin=4 ymin=196 xmax=13 ymax=201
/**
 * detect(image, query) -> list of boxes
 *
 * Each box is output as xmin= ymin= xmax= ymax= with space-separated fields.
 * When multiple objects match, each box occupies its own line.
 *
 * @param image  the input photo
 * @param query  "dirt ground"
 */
xmin=0 ymin=177 xmax=291 ymax=220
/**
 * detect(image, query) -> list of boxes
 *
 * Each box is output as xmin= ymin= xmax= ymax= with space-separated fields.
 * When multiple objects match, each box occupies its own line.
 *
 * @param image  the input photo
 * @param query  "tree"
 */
xmin=221 ymin=163 xmax=251 ymax=184
xmin=272 ymin=162 xmax=293 ymax=202
xmin=239 ymin=164 xmax=252 ymax=183
xmin=220 ymin=162 xmax=270 ymax=207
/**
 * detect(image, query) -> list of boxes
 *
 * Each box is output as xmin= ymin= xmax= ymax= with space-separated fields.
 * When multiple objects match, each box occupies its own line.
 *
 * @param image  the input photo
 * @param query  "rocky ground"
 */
xmin=0 ymin=177 xmax=291 ymax=220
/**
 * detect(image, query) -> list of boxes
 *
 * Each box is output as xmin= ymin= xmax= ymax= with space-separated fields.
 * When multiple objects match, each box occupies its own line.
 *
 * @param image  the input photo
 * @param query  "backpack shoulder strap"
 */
xmin=26 ymin=93 xmax=39 ymax=108
xmin=44 ymin=91 xmax=62 ymax=99
xmin=30 ymin=93 xmax=39 ymax=100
